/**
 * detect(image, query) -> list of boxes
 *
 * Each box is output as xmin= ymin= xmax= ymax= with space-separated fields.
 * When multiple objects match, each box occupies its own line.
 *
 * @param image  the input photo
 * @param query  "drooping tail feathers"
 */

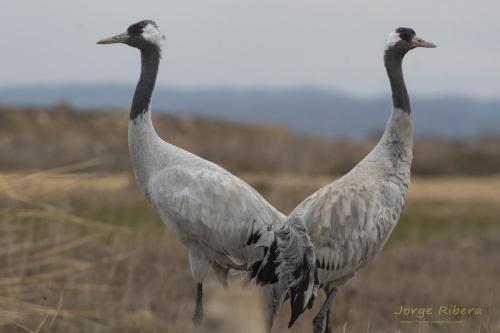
xmin=248 ymin=216 xmax=316 ymax=328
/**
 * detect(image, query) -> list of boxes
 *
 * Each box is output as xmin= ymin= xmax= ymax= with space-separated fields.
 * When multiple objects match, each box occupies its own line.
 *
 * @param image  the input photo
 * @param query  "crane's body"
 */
xmin=292 ymin=106 xmax=412 ymax=289
xmin=97 ymin=20 xmax=316 ymax=330
xmin=285 ymin=28 xmax=436 ymax=333
xmin=130 ymin=110 xmax=286 ymax=270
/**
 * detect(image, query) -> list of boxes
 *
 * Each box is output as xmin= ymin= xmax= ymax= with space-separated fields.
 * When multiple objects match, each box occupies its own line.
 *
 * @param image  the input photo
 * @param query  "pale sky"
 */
xmin=1 ymin=0 xmax=499 ymax=97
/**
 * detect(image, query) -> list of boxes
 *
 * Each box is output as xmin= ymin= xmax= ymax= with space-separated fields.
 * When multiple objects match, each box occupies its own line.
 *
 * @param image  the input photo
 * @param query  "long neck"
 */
xmin=384 ymin=51 xmax=410 ymax=113
xmin=128 ymin=47 xmax=162 ymax=189
xmin=375 ymin=50 xmax=413 ymax=170
xmin=131 ymin=48 xmax=160 ymax=119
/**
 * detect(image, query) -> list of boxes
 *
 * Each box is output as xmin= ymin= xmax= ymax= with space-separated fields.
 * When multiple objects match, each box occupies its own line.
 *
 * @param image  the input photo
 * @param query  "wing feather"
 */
xmin=148 ymin=166 xmax=284 ymax=268
xmin=149 ymin=165 xmax=316 ymax=325
xmin=291 ymin=178 xmax=389 ymax=286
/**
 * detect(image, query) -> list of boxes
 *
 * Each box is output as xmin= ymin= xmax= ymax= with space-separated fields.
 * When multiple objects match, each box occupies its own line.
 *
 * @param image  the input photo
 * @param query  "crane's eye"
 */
xmin=128 ymin=22 xmax=146 ymax=34
xmin=399 ymin=33 xmax=410 ymax=42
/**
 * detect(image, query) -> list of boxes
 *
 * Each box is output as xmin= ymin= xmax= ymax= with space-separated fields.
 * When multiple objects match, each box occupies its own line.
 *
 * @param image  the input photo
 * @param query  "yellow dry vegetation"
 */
xmin=0 ymin=168 xmax=499 ymax=332
xmin=3 ymin=171 xmax=500 ymax=204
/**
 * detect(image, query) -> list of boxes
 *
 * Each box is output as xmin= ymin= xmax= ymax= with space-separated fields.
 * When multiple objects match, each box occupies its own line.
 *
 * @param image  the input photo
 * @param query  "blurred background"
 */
xmin=0 ymin=1 xmax=499 ymax=332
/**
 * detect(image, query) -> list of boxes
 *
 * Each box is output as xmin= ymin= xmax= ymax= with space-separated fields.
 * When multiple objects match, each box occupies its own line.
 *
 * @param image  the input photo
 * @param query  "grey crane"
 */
xmin=96 ymin=20 xmax=316 ymax=329
xmin=281 ymin=28 xmax=436 ymax=333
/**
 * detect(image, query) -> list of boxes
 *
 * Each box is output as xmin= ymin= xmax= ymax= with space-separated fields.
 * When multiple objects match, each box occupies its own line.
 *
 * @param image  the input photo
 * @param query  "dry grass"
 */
xmin=2 ymin=105 xmax=500 ymax=176
xmin=0 ymin=167 xmax=499 ymax=332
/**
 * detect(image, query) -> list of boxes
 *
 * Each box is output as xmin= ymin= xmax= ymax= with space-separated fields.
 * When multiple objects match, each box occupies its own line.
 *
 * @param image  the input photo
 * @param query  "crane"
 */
xmin=279 ymin=27 xmax=436 ymax=333
xmin=96 ymin=20 xmax=316 ymax=330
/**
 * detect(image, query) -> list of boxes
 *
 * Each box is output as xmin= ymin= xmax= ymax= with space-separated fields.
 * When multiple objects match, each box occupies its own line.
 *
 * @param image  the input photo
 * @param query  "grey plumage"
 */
xmin=137 ymin=104 xmax=316 ymax=329
xmin=294 ymin=107 xmax=412 ymax=286
xmin=276 ymin=28 xmax=435 ymax=333
xmin=98 ymin=20 xmax=315 ymax=329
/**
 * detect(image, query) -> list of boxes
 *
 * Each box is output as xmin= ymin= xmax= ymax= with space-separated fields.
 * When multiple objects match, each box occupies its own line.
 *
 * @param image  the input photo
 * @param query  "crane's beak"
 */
xmin=411 ymin=36 xmax=437 ymax=48
xmin=96 ymin=32 xmax=129 ymax=45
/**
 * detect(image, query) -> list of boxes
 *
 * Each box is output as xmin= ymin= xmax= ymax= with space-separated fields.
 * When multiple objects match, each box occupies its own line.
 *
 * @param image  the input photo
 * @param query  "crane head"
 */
xmin=97 ymin=20 xmax=165 ymax=51
xmin=385 ymin=27 xmax=436 ymax=55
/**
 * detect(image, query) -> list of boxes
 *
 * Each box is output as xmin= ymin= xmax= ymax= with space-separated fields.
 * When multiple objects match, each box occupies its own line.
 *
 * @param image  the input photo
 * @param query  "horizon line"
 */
xmin=1 ymin=82 xmax=499 ymax=101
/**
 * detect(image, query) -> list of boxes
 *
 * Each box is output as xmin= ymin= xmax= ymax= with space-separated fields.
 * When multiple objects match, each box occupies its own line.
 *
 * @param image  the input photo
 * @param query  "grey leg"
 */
xmin=192 ymin=283 xmax=203 ymax=325
xmin=324 ymin=285 xmax=335 ymax=333
xmin=324 ymin=305 xmax=333 ymax=333
xmin=188 ymin=250 xmax=209 ymax=326
xmin=266 ymin=304 xmax=277 ymax=333
xmin=263 ymin=284 xmax=282 ymax=332
xmin=312 ymin=287 xmax=337 ymax=333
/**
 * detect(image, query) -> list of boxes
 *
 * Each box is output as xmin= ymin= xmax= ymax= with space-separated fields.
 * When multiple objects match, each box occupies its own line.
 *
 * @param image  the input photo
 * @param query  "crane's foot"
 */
xmin=312 ymin=316 xmax=325 ymax=333
xmin=313 ymin=315 xmax=334 ymax=333
xmin=192 ymin=311 xmax=203 ymax=326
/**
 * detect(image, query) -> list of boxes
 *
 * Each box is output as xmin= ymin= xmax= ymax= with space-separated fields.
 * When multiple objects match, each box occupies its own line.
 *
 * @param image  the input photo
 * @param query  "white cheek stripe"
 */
xmin=385 ymin=31 xmax=401 ymax=50
xmin=142 ymin=24 xmax=166 ymax=48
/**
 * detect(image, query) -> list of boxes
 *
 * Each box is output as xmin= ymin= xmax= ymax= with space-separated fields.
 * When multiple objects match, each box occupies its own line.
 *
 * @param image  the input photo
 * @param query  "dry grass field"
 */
xmin=1 ymin=167 xmax=499 ymax=333
xmin=0 ymin=105 xmax=499 ymax=332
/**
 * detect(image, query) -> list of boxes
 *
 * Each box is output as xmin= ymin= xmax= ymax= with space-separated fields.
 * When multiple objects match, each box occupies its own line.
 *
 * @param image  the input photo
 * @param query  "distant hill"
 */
xmin=0 ymin=84 xmax=499 ymax=138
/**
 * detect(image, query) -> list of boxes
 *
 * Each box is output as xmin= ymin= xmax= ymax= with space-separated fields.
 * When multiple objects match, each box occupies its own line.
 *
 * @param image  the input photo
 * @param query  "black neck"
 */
xmin=130 ymin=48 xmax=161 ymax=120
xmin=384 ymin=50 xmax=410 ymax=113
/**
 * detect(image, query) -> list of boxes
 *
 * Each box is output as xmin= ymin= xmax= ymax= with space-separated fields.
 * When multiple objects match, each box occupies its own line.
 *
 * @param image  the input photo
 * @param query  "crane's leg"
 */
xmin=189 ymin=250 xmax=209 ymax=326
xmin=263 ymin=284 xmax=279 ymax=332
xmin=312 ymin=286 xmax=337 ymax=333
xmin=263 ymin=282 xmax=289 ymax=332
xmin=193 ymin=283 xmax=203 ymax=324
xmin=323 ymin=288 xmax=334 ymax=333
